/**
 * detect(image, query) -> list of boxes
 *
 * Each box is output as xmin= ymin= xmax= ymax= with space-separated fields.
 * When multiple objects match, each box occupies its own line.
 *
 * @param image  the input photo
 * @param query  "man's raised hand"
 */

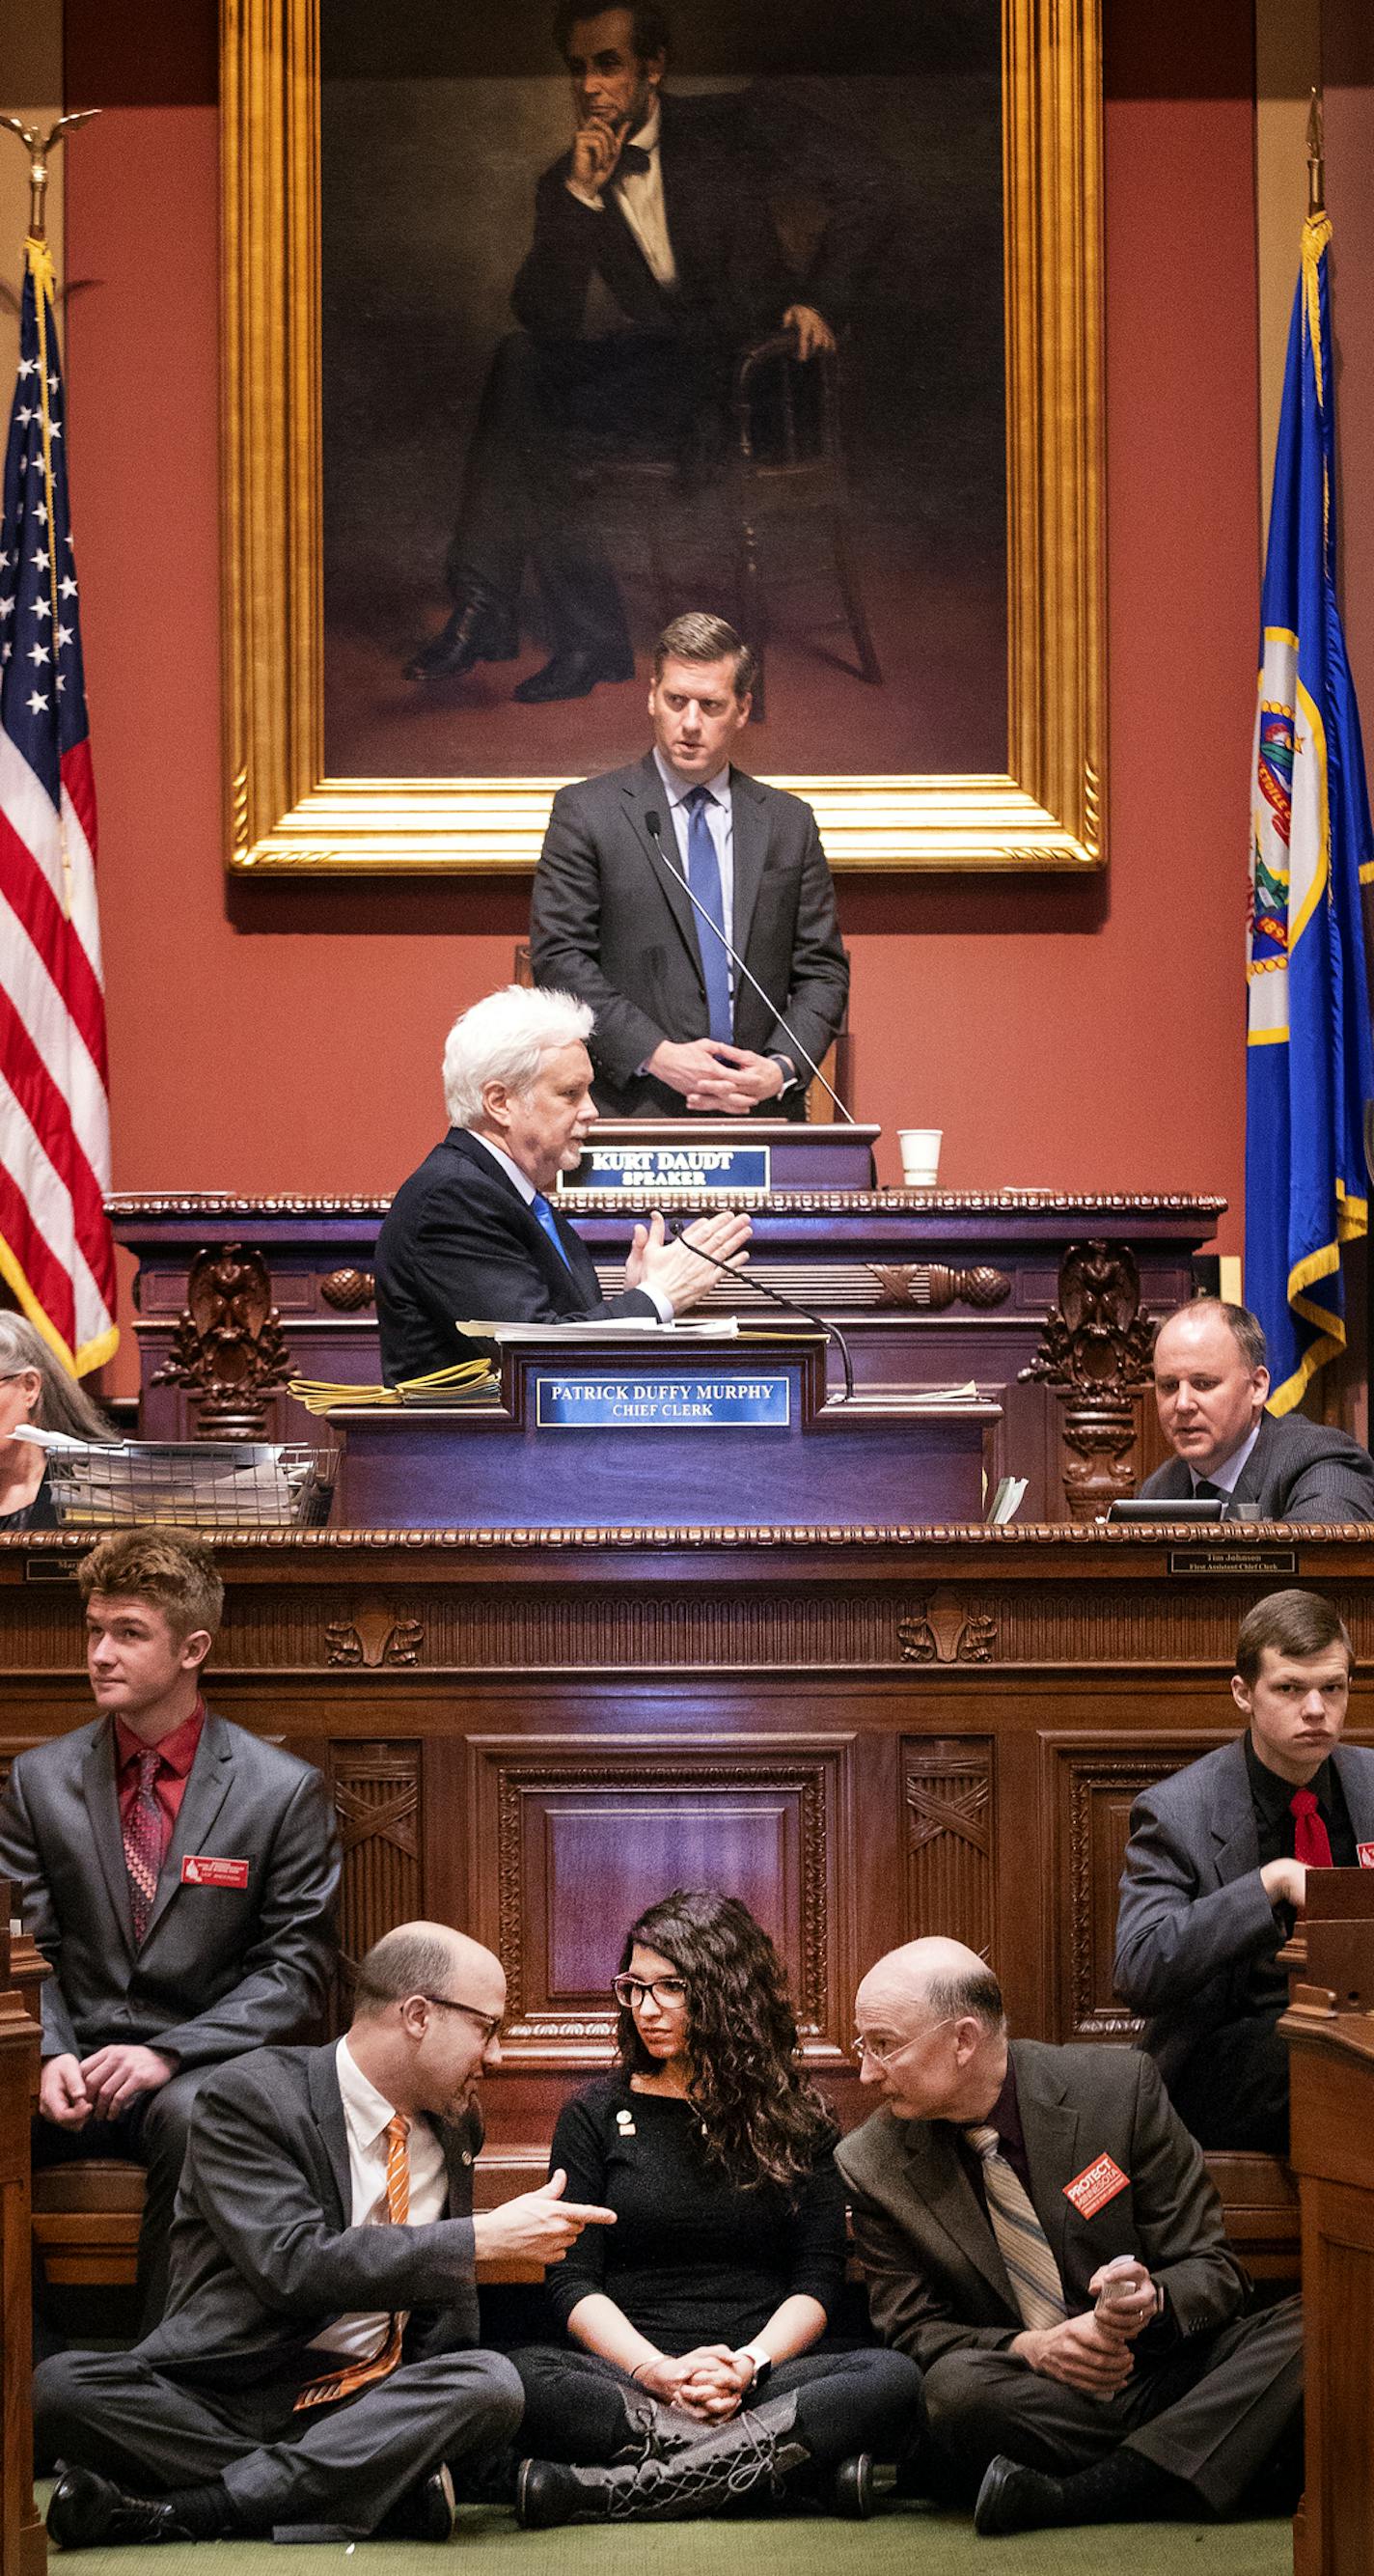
xmin=627 ymin=1208 xmax=752 ymax=1315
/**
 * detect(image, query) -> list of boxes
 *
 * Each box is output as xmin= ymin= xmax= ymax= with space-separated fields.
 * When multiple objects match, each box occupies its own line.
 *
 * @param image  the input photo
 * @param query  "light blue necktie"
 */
xmin=530 ymin=1193 xmax=574 ymax=1271
xmin=683 ymin=785 xmax=733 ymax=1044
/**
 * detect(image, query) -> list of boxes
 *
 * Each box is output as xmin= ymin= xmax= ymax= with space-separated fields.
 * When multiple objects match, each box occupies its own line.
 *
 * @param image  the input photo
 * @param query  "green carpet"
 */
xmin=35 ymin=2493 xmax=1294 ymax=2575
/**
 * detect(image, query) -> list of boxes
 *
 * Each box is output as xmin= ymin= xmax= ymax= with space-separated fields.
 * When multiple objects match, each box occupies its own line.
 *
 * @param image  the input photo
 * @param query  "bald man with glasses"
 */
xmin=38 ymin=1922 xmax=615 ymax=2551
xmin=837 ymin=1938 xmax=1304 ymax=2536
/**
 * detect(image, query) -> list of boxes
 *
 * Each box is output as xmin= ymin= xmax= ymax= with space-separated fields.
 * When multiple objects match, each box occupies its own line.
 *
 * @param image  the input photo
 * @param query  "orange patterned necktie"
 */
xmin=294 ymin=2114 xmax=410 ymax=2410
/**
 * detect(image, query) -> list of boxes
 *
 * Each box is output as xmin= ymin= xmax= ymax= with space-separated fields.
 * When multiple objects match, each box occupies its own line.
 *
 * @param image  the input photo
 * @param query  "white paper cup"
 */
xmin=898 ymin=1127 xmax=943 ymax=1187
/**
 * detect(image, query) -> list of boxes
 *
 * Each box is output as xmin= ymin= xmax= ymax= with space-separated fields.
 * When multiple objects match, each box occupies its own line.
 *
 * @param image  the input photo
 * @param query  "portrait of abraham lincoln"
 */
xmin=321 ymin=0 xmax=1005 ymax=783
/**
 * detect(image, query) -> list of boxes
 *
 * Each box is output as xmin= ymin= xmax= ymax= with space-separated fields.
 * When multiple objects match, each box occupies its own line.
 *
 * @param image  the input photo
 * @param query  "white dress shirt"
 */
xmin=1192 ymin=1418 xmax=1262 ymax=1498
xmin=564 ymin=100 xmax=677 ymax=291
xmin=306 ymin=2036 xmax=447 ymax=2360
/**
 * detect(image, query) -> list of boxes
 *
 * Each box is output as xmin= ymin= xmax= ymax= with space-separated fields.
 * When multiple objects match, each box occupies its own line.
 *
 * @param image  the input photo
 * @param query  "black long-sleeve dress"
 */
xmin=511 ymin=2072 xmax=921 ymax=2469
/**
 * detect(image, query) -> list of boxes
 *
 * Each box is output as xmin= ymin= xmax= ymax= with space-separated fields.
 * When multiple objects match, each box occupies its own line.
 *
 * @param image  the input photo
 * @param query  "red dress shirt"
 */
xmin=113 ymin=1700 xmax=206 ymax=1870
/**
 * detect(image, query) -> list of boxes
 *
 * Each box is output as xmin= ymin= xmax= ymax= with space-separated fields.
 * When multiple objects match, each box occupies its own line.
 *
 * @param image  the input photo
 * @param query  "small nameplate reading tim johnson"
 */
xmin=535 ymin=1372 xmax=790 ymax=1429
xmin=563 ymin=1144 xmax=771 ymax=1194
xmin=1168 ymin=1545 xmax=1298 ymax=1577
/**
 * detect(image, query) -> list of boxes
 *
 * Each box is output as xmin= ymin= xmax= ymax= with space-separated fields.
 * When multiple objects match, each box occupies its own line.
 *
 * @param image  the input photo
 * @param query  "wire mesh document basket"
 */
xmin=41 ymin=1441 xmax=333 ymax=1531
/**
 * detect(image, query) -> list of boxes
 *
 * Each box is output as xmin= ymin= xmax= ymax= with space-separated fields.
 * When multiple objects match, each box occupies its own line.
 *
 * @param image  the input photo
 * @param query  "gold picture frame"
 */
xmin=222 ymin=0 xmax=1103 ymax=873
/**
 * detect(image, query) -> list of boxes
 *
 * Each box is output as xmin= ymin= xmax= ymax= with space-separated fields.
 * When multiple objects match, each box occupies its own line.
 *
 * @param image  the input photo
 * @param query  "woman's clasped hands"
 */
xmin=637 ymin=2344 xmax=756 ymax=2422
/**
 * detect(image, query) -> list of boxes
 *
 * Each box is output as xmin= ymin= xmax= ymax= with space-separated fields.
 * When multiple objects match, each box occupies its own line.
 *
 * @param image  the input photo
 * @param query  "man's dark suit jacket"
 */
xmin=0 ymin=1708 xmax=340 ymax=2066
xmin=530 ymin=753 xmax=849 ymax=1119
xmin=374 ymin=1125 xmax=657 ymax=1383
xmin=510 ymin=90 xmax=879 ymax=359
xmin=836 ymin=2039 xmax=1246 ymax=2375
xmin=1114 ymin=1733 xmax=1374 ymax=2090
xmin=140 ymin=2043 xmax=481 ymax=2387
xmin=1139 ymin=1407 xmax=1374 ymax=1521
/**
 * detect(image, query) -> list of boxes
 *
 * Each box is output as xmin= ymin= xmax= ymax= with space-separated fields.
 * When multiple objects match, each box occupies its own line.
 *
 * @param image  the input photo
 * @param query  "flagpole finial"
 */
xmin=1306 ymin=88 xmax=1325 ymax=220
xmin=0 ymin=110 xmax=99 ymax=241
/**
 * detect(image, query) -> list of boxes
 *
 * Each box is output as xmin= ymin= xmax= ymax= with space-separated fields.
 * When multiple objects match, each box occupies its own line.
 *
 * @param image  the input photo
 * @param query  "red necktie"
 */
xmin=1290 ymin=1788 xmax=1333 ymax=1868
xmin=123 ymin=1748 xmax=164 ymax=1943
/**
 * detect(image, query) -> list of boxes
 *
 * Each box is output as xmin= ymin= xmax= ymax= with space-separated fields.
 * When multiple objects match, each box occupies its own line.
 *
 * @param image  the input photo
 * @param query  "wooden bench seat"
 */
xmin=1200 ymin=2150 xmax=1300 ymax=2281
xmin=33 ymin=2148 xmax=1304 ymax=2300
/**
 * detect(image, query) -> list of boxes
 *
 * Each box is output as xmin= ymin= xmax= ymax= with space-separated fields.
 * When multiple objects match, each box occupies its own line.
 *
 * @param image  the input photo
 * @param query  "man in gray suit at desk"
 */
xmin=0 ymin=1527 xmax=341 ymax=2328
xmin=1138 ymin=1296 xmax=1374 ymax=1520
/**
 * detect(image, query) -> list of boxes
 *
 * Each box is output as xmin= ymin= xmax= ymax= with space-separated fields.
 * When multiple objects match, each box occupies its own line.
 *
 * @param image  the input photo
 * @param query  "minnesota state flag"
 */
xmin=1246 ymin=205 xmax=1374 ymax=1411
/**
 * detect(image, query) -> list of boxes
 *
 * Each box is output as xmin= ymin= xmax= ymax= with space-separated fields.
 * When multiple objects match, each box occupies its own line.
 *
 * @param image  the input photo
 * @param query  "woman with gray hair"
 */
xmin=375 ymin=985 xmax=750 ymax=1382
xmin=0 ymin=1313 xmax=115 ymax=1529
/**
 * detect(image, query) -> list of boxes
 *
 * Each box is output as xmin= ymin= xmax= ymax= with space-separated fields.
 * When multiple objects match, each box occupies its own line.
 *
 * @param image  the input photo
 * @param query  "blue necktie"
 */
xmin=530 ymin=1193 xmax=574 ymax=1271
xmin=683 ymin=786 xmax=733 ymax=1044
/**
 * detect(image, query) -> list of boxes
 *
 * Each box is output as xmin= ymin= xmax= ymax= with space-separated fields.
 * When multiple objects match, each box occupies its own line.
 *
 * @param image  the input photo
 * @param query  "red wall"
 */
xmin=63 ymin=2 xmax=1259 ymax=1385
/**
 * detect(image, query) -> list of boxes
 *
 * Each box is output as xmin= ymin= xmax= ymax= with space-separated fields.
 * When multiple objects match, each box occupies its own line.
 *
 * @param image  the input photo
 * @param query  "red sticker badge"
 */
xmin=1359 ymin=1842 xmax=1374 ymax=1870
xmin=180 ymin=1855 xmax=250 ymax=1890
xmin=1062 ymin=2154 xmax=1130 ymax=2219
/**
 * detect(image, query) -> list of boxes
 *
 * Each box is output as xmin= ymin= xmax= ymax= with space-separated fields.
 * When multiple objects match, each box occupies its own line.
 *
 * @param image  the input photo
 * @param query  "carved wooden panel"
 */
xmin=903 ymin=1738 xmax=994 ymax=1957
xmin=466 ymin=1736 xmax=848 ymax=2066
xmin=327 ymin=1741 xmax=422 ymax=2002
xmin=1044 ymin=1731 xmax=1232 ymax=2041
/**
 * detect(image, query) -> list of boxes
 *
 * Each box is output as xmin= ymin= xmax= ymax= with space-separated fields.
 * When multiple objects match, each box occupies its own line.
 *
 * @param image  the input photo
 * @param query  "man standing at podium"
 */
xmin=375 ymin=983 xmax=751 ymax=1382
xmin=529 ymin=613 xmax=849 ymax=1119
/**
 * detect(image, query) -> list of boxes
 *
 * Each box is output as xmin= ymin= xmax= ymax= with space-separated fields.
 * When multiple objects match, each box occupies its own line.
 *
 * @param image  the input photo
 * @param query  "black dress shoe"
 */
xmin=832 ymin=2452 xmax=875 ymax=2518
xmin=974 ymin=2454 xmax=1065 ymax=2536
xmin=47 ymin=2467 xmax=198 ymax=2551
xmin=377 ymin=2463 xmax=456 ymax=2542
xmin=512 ymin=649 xmax=634 ymax=703
xmin=405 ymin=599 xmax=518 ymax=680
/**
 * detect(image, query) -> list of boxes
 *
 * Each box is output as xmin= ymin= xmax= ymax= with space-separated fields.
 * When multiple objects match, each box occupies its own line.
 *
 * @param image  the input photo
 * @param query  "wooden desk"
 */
xmin=0 ymin=1897 xmax=44 ymax=2576
xmin=1283 ymin=1911 xmax=1374 ymax=2576
xmin=330 ymin=1337 xmax=998 ymax=1532
xmin=106 ymin=1186 xmax=1221 ymax=1519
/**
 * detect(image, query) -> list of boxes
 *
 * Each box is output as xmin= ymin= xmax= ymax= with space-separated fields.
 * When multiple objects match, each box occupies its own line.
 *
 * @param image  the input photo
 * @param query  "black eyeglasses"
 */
xmin=420 ymin=1994 xmax=504 ymax=2043
xmin=613 ymin=1973 xmax=689 ymax=2010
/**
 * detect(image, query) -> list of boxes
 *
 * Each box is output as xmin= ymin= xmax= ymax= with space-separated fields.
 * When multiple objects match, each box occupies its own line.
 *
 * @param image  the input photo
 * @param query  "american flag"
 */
xmin=0 ymin=238 xmax=116 ymax=1374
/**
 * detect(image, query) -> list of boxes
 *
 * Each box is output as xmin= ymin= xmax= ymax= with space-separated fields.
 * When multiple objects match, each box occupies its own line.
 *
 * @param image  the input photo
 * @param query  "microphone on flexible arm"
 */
xmin=642 ymin=809 xmax=856 ymax=1123
xmin=665 ymin=1223 xmax=856 ymax=1405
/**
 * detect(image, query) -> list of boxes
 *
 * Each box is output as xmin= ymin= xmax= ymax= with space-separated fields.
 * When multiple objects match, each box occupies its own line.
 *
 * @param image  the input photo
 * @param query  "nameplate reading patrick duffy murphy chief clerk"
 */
xmin=534 ymin=1372 xmax=791 ymax=1429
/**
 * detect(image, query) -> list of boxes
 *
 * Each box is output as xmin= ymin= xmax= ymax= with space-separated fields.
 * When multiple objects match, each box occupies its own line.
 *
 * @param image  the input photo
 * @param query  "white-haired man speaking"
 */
xmin=375 ymin=985 xmax=751 ymax=1382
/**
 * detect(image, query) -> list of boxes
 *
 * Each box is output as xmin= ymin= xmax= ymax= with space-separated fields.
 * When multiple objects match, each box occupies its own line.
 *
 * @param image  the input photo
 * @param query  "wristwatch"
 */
xmin=734 ymin=2341 xmax=773 ymax=2390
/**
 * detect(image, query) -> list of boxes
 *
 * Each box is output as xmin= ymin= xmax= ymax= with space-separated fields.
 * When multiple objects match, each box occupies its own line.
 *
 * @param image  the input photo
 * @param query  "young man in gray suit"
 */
xmin=38 ymin=1925 xmax=615 ymax=2546
xmin=1115 ymin=1587 xmax=1374 ymax=2151
xmin=837 ymin=1938 xmax=1303 ymax=2536
xmin=0 ymin=1527 xmax=341 ymax=2328
xmin=529 ymin=612 xmax=849 ymax=1119
xmin=1138 ymin=1297 xmax=1374 ymax=1520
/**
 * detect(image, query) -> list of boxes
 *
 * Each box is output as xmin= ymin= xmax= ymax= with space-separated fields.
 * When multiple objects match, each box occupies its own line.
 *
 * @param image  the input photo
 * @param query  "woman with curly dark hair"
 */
xmin=511 ymin=1889 xmax=921 ymax=2529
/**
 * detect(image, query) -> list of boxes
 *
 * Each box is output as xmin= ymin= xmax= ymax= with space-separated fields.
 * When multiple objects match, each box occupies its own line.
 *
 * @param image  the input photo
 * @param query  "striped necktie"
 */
xmin=963 ymin=2124 xmax=1067 ymax=2330
xmin=294 ymin=2114 xmax=411 ymax=2410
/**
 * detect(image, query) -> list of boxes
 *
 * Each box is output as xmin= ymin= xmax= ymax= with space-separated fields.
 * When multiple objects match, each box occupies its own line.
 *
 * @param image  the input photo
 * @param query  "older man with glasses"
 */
xmin=837 ymin=1936 xmax=1305 ymax=2536
xmin=37 ymin=1922 xmax=615 ymax=2550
